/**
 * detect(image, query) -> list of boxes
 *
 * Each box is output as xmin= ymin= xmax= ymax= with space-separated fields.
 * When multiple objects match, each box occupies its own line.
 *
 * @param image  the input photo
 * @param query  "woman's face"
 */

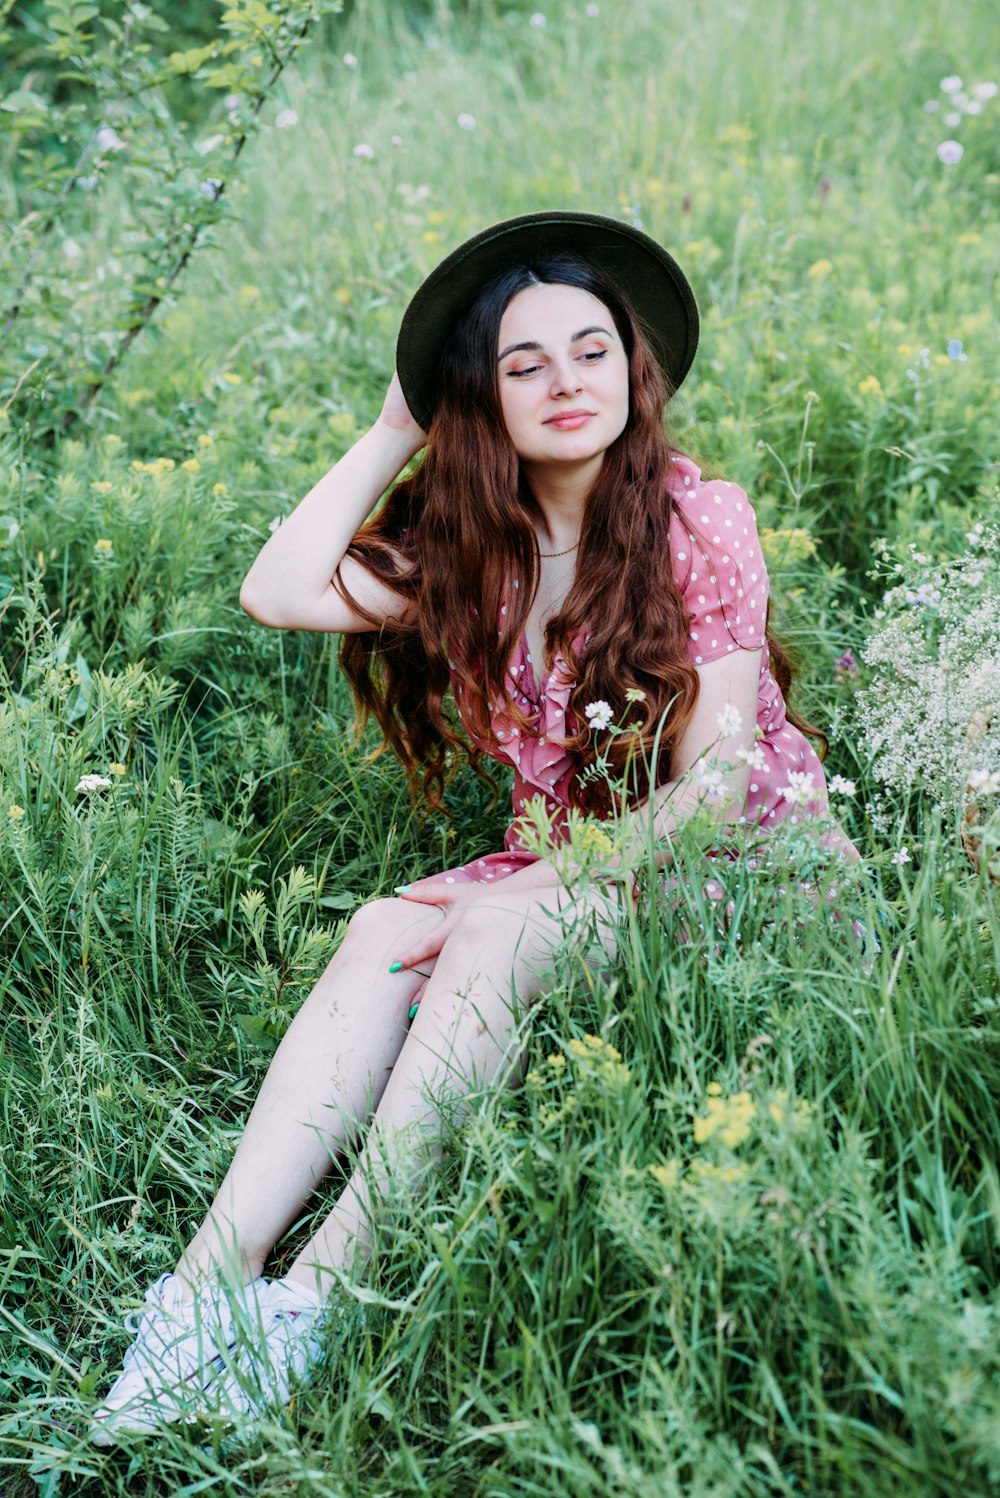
xmin=495 ymin=282 xmax=630 ymax=469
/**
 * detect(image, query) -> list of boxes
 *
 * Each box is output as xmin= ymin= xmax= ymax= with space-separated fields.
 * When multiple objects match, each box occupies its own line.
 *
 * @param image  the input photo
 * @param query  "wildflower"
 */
xmin=586 ymin=2 xmax=600 ymax=12
xmin=828 ymin=775 xmax=857 ymax=796
xmin=529 ymin=12 xmax=546 ymax=26
xmin=76 ymin=775 xmax=112 ymax=794
xmin=198 ymin=433 xmax=215 ymax=448
xmin=391 ymin=135 xmax=403 ymax=147
xmin=109 ymin=763 xmax=126 ymax=777
xmin=648 ymin=1160 xmax=682 ymax=1189
xmin=625 ymin=687 xmax=647 ymax=703
xmin=63 ymin=238 xmax=83 ymax=260
xmin=736 ymin=744 xmax=766 ymax=771
xmin=353 ymin=143 xmax=375 ymax=159
xmin=584 ymin=700 xmax=614 ymax=731
xmin=95 ymin=124 xmax=125 ymax=153
xmin=200 ymin=178 xmax=223 ymax=199
xmin=778 ymin=769 xmax=815 ymax=807
xmin=91 ymin=481 xmax=112 ymax=494
xmin=213 ymin=483 xmax=229 ymax=497
xmin=940 ymin=75 xmax=963 ymax=94
xmin=807 ymin=258 xmax=833 ymax=279
xmin=937 ymin=140 xmax=964 ymax=164
xmin=94 ymin=538 xmax=113 ymax=554
xmin=834 ymin=647 xmax=858 ymax=679
xmin=716 ymin=703 xmax=744 ymax=737
xmin=8 ymin=804 xmax=25 ymax=820
xmin=694 ymin=761 xmax=726 ymax=800
xmin=275 ymin=109 xmax=298 ymax=129
xmin=546 ymin=1052 xmax=566 ymax=1071
xmin=968 ymin=769 xmax=1000 ymax=795
xmin=181 ymin=458 xmax=200 ymax=474
xmin=947 ymin=339 xmax=968 ymax=361
xmin=342 ymin=53 xmax=358 ymax=69
xmin=456 ymin=113 xmax=476 ymax=130
xmin=972 ymin=82 xmax=998 ymax=101
xmin=945 ymin=112 xmax=962 ymax=127
xmin=890 ymin=846 xmax=911 ymax=866
xmin=221 ymin=372 xmax=241 ymax=386
xmin=923 ymin=99 xmax=941 ymax=113
xmin=857 ymin=375 xmax=882 ymax=396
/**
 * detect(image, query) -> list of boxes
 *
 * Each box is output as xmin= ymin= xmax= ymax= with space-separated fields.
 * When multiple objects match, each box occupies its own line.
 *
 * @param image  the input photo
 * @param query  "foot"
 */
xmin=90 ymin=1272 xmax=268 ymax=1446
xmin=212 ymin=1277 xmax=355 ymax=1420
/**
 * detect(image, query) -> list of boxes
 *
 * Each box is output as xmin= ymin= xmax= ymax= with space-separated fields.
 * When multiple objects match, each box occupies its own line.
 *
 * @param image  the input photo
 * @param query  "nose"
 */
xmin=548 ymin=357 xmax=584 ymax=398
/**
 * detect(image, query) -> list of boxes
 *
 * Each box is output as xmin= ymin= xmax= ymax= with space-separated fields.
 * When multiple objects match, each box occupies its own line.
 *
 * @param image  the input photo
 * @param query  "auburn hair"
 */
xmin=338 ymin=256 xmax=825 ymax=814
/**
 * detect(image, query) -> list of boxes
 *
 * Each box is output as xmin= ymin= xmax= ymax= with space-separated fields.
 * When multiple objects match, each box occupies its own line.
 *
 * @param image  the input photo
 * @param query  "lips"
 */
xmin=543 ymin=410 xmax=595 ymax=429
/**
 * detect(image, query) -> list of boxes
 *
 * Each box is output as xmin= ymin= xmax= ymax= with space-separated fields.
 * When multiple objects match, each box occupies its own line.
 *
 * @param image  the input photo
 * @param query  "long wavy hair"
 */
xmin=338 ymin=256 xmax=825 ymax=814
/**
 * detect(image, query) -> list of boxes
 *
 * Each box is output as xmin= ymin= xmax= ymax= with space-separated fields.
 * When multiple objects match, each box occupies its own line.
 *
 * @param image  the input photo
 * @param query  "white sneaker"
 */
xmin=90 ymin=1272 xmax=267 ymax=1445
xmin=214 ymin=1278 xmax=351 ymax=1420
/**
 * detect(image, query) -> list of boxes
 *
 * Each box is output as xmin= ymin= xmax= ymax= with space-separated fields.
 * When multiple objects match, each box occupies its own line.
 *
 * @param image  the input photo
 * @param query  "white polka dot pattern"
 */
xmin=670 ymin=459 xmax=769 ymax=664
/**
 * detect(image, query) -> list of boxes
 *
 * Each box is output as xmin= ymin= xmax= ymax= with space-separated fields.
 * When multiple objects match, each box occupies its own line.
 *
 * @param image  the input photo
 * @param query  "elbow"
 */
xmin=239 ymin=574 xmax=281 ymax=627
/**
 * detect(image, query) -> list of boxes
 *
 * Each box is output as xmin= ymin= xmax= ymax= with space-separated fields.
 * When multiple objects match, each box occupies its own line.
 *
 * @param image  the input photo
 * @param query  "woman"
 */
xmin=92 ymin=211 xmax=859 ymax=1442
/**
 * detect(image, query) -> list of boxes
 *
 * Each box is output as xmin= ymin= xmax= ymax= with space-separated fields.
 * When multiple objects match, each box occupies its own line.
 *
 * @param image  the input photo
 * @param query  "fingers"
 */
xmin=394 ymin=880 xmax=462 ymax=907
xmin=390 ymin=913 xmax=456 ymax=971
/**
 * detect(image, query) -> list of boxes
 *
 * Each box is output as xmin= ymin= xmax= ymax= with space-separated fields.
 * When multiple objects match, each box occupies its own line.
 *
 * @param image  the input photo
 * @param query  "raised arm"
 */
xmin=239 ymin=375 xmax=426 ymax=633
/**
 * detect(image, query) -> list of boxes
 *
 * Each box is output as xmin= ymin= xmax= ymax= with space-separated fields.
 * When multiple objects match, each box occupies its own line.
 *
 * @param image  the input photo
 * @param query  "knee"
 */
xmin=342 ymin=896 xmax=410 ymax=946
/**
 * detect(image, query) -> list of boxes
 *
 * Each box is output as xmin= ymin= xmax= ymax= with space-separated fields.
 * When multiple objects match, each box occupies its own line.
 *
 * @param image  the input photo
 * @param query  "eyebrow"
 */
xmin=497 ymin=325 xmax=614 ymax=362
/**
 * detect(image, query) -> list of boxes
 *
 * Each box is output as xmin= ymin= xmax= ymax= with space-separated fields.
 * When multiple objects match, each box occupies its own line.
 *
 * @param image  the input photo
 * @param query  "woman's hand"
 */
xmin=389 ymin=880 xmax=485 ymax=971
xmin=376 ymin=372 xmax=427 ymax=454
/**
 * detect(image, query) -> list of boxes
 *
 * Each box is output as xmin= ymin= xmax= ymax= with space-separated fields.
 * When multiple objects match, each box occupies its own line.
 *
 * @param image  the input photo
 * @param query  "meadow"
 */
xmin=1 ymin=0 xmax=999 ymax=1492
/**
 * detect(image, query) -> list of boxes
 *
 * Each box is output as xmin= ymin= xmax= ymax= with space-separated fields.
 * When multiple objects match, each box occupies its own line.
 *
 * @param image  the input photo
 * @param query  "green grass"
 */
xmin=1 ymin=0 xmax=999 ymax=1492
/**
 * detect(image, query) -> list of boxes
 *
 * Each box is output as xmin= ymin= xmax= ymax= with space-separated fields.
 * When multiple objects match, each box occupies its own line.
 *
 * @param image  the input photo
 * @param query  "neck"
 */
xmin=521 ymin=453 xmax=601 ymax=550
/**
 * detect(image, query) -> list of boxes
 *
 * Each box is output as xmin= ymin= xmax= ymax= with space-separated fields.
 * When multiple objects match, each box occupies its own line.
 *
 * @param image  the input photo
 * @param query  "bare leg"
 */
xmin=174 ymin=897 xmax=446 ymax=1295
xmin=284 ymin=881 xmax=622 ymax=1295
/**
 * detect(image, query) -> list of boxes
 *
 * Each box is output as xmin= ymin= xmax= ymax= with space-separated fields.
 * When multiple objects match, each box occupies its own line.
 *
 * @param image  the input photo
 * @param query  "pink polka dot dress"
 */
xmin=411 ymin=452 xmax=859 ymax=896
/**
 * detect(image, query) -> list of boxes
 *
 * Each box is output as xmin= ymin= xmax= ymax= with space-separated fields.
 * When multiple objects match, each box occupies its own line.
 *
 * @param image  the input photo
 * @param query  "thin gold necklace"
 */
xmin=538 ymin=541 xmax=580 ymax=559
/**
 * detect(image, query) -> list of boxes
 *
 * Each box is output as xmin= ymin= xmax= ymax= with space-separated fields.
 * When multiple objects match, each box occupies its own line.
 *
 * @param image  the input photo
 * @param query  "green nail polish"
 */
xmin=408 ymin=1002 xmax=420 ymax=1021
xmin=394 ymin=884 xmax=411 ymax=894
xmin=389 ymin=961 xmax=403 ymax=973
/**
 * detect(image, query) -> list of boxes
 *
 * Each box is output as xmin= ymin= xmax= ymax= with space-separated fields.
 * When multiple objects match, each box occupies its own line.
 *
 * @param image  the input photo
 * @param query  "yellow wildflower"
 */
xmin=197 ymin=433 xmax=215 ymax=448
xmin=109 ymin=763 xmax=126 ymax=777
xmin=333 ymin=288 xmax=351 ymax=306
xmin=8 ymin=804 xmax=25 ymax=820
xmin=94 ymin=538 xmax=114 ymax=553
xmin=221 ymin=372 xmax=242 ymax=385
xmin=857 ymin=376 xmax=882 ymax=396
xmin=421 ymin=231 xmax=442 ymax=245
xmin=957 ymin=232 xmax=981 ymax=246
xmin=238 ymin=284 xmax=261 ymax=300
xmin=546 ymin=1052 xmax=566 ymax=1071
xmin=181 ymin=458 xmax=200 ymax=474
xmin=648 ymin=1160 xmax=682 ymax=1189
xmin=807 ymin=258 xmax=833 ymax=279
xmin=91 ymin=480 xmax=112 ymax=494
xmin=212 ymin=483 xmax=229 ymax=497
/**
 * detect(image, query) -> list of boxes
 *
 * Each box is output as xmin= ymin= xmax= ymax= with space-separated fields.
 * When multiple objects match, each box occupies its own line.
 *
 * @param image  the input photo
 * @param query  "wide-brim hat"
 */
xmin=396 ymin=209 xmax=699 ymax=432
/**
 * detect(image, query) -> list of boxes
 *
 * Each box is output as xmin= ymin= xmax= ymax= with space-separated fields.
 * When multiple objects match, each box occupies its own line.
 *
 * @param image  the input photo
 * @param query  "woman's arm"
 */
xmin=617 ymin=648 xmax=762 ymax=860
xmin=239 ymin=375 xmax=426 ymax=633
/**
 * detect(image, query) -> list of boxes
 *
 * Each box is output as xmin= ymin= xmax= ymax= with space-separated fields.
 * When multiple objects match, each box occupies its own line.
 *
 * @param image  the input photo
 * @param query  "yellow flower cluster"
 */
xmin=759 ymin=526 xmax=819 ymax=564
xmin=857 ymin=375 xmax=882 ymax=396
xmin=693 ymin=1087 xmax=756 ymax=1148
xmin=131 ymin=457 xmax=176 ymax=477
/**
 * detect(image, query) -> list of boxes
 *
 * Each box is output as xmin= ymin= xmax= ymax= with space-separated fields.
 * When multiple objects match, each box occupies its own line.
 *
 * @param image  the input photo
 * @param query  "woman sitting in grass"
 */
xmin=92 ymin=210 xmax=860 ymax=1442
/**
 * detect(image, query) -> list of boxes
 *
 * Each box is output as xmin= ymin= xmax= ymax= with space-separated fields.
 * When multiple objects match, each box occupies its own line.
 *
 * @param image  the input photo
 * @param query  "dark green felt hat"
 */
xmin=396 ymin=209 xmax=699 ymax=432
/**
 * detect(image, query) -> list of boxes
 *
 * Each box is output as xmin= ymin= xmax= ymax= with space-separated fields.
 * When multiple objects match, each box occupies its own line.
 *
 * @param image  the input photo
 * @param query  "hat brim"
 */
xmin=396 ymin=210 xmax=699 ymax=433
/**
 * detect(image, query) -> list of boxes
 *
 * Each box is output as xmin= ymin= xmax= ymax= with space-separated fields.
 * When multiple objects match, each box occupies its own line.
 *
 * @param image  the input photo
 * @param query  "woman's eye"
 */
xmin=580 ymin=349 xmax=608 ymax=363
xmin=506 ymin=364 xmax=542 ymax=378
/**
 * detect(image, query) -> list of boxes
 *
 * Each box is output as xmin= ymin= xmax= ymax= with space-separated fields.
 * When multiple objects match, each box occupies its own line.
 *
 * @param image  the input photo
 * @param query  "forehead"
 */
xmin=497 ymin=281 xmax=617 ymax=345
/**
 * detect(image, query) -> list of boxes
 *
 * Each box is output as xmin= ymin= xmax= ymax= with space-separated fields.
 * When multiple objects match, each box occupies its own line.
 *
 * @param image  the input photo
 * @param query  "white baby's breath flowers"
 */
xmin=715 ymin=704 xmax=744 ymax=737
xmin=828 ymin=775 xmax=857 ymax=796
xmin=76 ymin=774 xmax=112 ymax=794
xmin=856 ymin=531 xmax=1000 ymax=828
xmin=584 ymin=700 xmax=614 ymax=731
xmin=968 ymin=769 xmax=1000 ymax=795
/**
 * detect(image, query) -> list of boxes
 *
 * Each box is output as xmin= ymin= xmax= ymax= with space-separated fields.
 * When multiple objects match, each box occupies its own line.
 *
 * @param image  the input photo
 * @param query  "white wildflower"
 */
xmin=777 ymin=770 xmax=816 ymax=807
xmin=716 ymin=704 xmax=744 ymax=737
xmin=828 ymin=775 xmax=857 ymax=797
xmin=736 ymin=744 xmax=766 ymax=771
xmin=584 ymin=700 xmax=614 ymax=731
xmin=937 ymin=140 xmax=964 ymax=164
xmin=695 ymin=761 xmax=727 ymax=801
xmin=353 ymin=143 xmax=375 ymax=159
xmin=76 ymin=774 xmax=112 ymax=794
xmin=456 ymin=113 xmax=477 ymax=130
xmin=968 ymin=769 xmax=1000 ymax=795
xmin=940 ymin=76 xmax=963 ymax=94
xmin=275 ymin=109 xmax=298 ymax=129
xmin=890 ymin=847 xmax=911 ymax=866
xmin=95 ymin=124 xmax=125 ymax=153
xmin=342 ymin=53 xmax=358 ymax=69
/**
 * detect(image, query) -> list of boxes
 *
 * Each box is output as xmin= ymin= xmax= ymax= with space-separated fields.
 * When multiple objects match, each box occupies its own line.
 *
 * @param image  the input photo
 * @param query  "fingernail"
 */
xmin=408 ymin=1002 xmax=420 ymax=1021
xmin=394 ymin=884 xmax=411 ymax=894
xmin=388 ymin=961 xmax=403 ymax=974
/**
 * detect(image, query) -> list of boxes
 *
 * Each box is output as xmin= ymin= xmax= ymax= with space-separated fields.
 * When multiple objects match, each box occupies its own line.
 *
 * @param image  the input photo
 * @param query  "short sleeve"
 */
xmin=669 ymin=476 xmax=769 ymax=667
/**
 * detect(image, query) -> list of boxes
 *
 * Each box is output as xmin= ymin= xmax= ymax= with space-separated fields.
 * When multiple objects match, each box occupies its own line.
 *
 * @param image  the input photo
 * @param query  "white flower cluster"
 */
xmin=856 ymin=529 xmax=1000 ymax=818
